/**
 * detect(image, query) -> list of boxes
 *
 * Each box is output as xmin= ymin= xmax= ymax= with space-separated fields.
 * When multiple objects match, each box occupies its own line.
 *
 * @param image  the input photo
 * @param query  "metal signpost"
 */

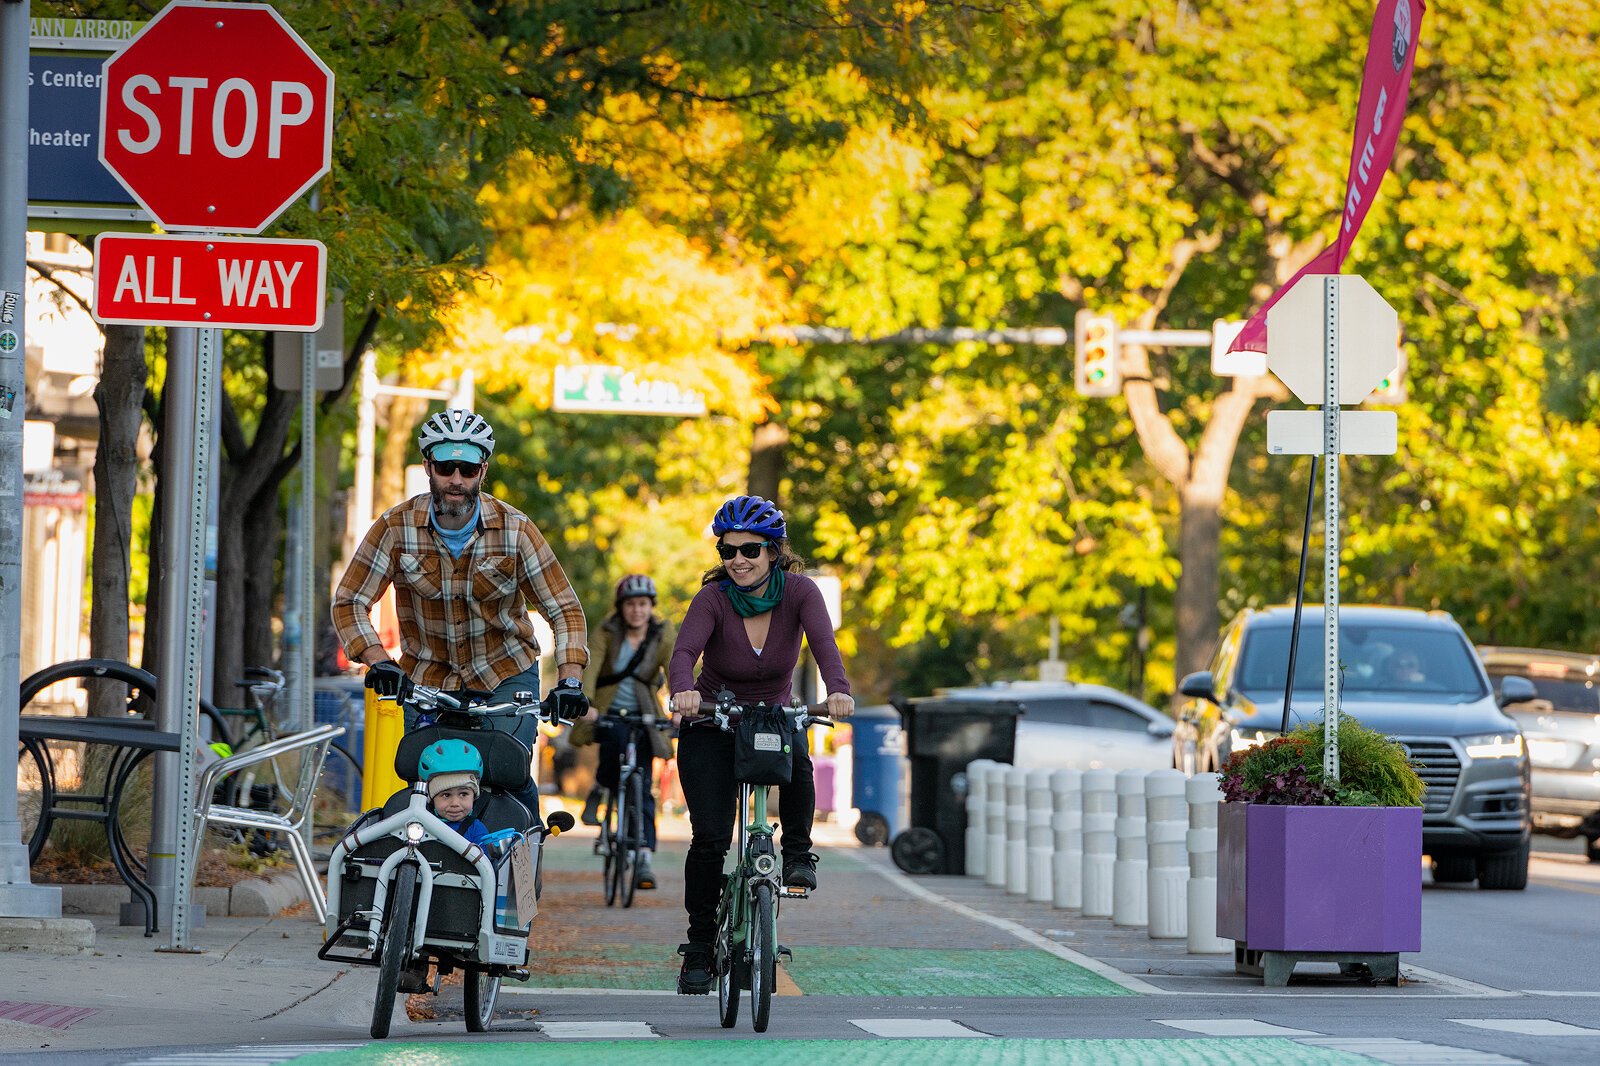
xmin=1266 ymin=273 xmax=1400 ymax=782
xmin=92 ymin=0 xmax=333 ymax=949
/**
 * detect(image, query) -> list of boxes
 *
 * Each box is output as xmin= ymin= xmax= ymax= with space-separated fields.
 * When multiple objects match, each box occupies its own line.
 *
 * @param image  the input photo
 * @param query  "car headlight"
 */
xmin=1230 ymin=728 xmax=1278 ymax=752
xmin=1462 ymin=733 xmax=1525 ymax=760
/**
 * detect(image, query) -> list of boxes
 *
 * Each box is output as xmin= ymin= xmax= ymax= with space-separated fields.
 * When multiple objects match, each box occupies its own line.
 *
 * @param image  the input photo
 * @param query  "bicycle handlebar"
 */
xmin=388 ymin=684 xmax=561 ymax=723
xmin=597 ymin=712 xmax=675 ymax=731
xmin=686 ymin=695 xmax=834 ymax=733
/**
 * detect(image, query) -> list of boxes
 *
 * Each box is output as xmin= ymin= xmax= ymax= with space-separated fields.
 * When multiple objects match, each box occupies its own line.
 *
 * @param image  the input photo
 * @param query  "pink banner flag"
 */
xmin=1229 ymin=0 xmax=1426 ymax=355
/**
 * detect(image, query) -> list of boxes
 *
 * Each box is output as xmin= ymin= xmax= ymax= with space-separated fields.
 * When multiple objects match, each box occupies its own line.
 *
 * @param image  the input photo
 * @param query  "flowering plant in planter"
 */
xmin=1219 ymin=714 xmax=1424 ymax=808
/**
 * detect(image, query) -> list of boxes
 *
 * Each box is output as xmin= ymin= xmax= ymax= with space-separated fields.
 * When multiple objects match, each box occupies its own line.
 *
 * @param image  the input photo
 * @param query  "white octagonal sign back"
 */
xmin=1266 ymin=274 xmax=1398 ymax=405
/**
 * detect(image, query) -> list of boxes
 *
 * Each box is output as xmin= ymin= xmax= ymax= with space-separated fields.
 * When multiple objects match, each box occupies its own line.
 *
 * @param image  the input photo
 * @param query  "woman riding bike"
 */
xmin=575 ymin=573 xmax=677 ymax=890
xmin=667 ymin=495 xmax=854 ymax=995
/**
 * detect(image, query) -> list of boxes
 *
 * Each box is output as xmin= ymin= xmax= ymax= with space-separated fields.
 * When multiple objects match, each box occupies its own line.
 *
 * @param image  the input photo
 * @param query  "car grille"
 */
xmin=1397 ymin=737 xmax=1460 ymax=815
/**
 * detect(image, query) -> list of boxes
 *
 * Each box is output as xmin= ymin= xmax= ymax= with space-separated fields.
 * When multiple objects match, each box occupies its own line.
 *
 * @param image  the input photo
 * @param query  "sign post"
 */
xmin=92 ymin=0 xmax=333 ymax=949
xmin=1266 ymin=274 xmax=1400 ymax=783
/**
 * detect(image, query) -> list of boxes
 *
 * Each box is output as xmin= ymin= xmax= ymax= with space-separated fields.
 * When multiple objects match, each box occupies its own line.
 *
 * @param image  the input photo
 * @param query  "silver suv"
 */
xmin=1174 ymin=605 xmax=1533 ymax=890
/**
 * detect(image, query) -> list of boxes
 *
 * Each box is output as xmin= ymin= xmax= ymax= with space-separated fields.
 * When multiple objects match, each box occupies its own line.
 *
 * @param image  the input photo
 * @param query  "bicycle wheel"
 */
xmin=601 ymin=796 xmax=620 ymax=907
xmin=618 ymin=772 xmax=643 ymax=909
xmin=313 ymin=741 xmax=365 ymax=841
xmin=749 ymin=881 xmax=776 ymax=1032
xmin=371 ymin=861 xmax=419 ymax=1040
xmin=17 ymin=739 xmax=53 ymax=863
xmin=462 ymin=966 xmax=500 ymax=1033
xmin=715 ymin=888 xmax=740 ymax=1028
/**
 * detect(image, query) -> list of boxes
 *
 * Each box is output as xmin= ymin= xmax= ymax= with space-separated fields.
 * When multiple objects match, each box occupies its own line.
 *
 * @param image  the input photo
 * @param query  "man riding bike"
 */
xmin=667 ymin=495 xmax=854 ymax=994
xmin=575 ymin=573 xmax=677 ymax=890
xmin=331 ymin=408 xmax=590 ymax=812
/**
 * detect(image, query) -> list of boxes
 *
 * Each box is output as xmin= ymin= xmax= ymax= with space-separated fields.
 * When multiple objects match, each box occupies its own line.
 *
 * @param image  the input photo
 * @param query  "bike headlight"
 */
xmin=1462 ymin=733 xmax=1524 ymax=760
xmin=404 ymin=821 xmax=427 ymax=843
xmin=753 ymin=854 xmax=777 ymax=876
xmin=1229 ymin=728 xmax=1277 ymax=753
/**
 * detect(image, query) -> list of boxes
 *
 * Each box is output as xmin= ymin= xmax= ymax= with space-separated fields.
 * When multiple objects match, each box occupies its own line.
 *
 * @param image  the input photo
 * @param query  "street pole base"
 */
xmin=120 ymin=897 xmax=207 ymax=930
xmin=0 ymin=879 xmax=63 ymax=920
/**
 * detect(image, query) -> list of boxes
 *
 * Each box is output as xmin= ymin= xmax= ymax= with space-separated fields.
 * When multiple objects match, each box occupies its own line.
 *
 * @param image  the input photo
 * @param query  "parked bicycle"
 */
xmin=593 ymin=713 xmax=673 ymax=908
xmin=216 ymin=666 xmax=363 ymax=842
xmin=320 ymin=683 xmax=575 ymax=1038
xmin=691 ymin=693 xmax=832 ymax=1032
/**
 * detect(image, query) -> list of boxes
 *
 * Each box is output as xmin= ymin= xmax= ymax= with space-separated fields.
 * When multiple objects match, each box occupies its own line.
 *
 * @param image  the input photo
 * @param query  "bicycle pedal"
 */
xmin=777 ymin=945 xmax=792 ymax=962
xmin=781 ymin=886 xmax=810 ymax=899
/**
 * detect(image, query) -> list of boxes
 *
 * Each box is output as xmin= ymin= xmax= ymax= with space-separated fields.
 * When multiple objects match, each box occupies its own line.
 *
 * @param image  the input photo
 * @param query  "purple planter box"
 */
xmin=1217 ymin=803 xmax=1422 ymax=953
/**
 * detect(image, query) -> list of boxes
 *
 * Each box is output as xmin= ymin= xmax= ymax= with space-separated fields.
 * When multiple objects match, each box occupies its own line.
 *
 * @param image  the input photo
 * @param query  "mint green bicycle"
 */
xmin=699 ymin=694 xmax=831 ymax=1032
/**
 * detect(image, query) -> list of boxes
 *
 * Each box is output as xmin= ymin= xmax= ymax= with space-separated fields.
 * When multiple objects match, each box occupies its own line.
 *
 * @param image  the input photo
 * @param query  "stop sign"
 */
xmin=98 ymin=1 xmax=333 ymax=234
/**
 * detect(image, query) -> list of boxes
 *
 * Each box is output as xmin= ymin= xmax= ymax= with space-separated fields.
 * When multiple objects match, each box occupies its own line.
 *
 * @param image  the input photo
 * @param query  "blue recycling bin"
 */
xmin=313 ymin=681 xmax=364 ymax=801
xmin=851 ymin=704 xmax=905 ymax=846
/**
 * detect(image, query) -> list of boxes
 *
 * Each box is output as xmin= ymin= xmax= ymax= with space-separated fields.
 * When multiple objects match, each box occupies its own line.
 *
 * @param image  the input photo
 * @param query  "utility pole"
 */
xmin=1 ymin=0 xmax=68 ymax=923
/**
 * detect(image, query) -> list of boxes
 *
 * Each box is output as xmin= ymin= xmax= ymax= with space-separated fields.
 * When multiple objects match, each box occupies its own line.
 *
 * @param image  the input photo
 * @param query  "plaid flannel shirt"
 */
xmin=332 ymin=493 xmax=589 ymax=690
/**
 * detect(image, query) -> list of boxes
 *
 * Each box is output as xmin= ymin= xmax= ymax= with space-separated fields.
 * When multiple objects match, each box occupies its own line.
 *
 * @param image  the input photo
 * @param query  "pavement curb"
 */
xmin=43 ymin=868 xmax=309 ymax=919
xmin=0 ymin=916 xmax=96 ymax=956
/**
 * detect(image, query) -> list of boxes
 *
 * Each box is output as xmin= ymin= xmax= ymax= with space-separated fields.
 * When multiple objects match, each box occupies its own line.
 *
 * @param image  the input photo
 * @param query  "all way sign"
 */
xmin=92 ymin=232 xmax=326 ymax=331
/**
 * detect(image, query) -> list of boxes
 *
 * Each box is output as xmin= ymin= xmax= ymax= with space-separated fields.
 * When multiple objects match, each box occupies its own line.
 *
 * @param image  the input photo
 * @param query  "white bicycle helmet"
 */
xmin=417 ymin=408 xmax=496 ymax=462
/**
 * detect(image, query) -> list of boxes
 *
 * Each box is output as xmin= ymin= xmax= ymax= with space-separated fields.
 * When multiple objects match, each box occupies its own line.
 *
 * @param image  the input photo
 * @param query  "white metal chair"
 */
xmin=192 ymin=723 xmax=344 ymax=921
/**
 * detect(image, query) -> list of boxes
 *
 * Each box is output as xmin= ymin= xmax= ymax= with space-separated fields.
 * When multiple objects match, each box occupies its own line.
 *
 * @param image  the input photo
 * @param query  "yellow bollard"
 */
xmin=361 ymin=689 xmax=407 ymax=810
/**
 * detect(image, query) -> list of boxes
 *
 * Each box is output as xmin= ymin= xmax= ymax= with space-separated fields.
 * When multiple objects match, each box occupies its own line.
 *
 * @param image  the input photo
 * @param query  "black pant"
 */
xmin=593 ymin=716 xmax=658 ymax=852
xmin=676 ymin=722 xmax=814 ymax=946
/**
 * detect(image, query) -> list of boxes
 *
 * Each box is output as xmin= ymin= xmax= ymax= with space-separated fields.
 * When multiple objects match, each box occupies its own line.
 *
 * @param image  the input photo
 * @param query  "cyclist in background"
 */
xmin=575 ymin=573 xmax=677 ymax=890
xmin=667 ymin=495 xmax=853 ymax=994
xmin=331 ymin=409 xmax=591 ymax=814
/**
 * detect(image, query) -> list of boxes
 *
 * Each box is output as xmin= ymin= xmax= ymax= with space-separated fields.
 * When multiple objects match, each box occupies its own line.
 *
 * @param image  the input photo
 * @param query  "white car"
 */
xmin=931 ymin=681 xmax=1176 ymax=772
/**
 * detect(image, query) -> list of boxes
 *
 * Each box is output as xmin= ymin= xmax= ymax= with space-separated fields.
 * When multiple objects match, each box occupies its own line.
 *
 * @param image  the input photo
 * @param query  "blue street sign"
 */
xmin=28 ymin=52 xmax=136 ymax=206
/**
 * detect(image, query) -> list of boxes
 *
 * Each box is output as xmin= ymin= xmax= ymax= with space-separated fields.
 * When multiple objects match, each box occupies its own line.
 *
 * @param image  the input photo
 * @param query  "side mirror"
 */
xmin=1497 ymin=675 xmax=1538 ymax=708
xmin=1179 ymin=671 xmax=1219 ymax=704
xmin=544 ymin=811 xmax=576 ymax=836
xmin=1147 ymin=720 xmax=1175 ymax=739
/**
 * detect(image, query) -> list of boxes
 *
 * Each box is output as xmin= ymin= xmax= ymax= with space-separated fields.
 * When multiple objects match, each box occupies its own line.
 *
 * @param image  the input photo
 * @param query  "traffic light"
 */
xmin=1370 ymin=346 xmax=1408 ymax=405
xmin=1075 ymin=310 xmax=1120 ymax=397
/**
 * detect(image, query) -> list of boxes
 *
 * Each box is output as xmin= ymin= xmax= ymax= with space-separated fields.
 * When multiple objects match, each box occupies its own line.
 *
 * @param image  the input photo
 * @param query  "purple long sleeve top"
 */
xmin=668 ymin=573 xmax=851 ymax=705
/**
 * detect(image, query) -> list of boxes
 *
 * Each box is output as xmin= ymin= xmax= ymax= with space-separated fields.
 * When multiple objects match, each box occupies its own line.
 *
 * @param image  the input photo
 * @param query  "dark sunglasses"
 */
xmin=717 ymin=541 xmax=770 ymax=560
xmin=430 ymin=459 xmax=484 ymax=478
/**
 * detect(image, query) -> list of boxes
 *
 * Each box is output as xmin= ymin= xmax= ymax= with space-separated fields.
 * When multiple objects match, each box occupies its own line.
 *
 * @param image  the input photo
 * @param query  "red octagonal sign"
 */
xmin=99 ymin=1 xmax=334 ymax=234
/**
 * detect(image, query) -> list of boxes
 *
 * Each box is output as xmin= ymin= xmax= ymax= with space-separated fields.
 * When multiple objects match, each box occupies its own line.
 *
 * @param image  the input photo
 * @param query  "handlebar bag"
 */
xmin=734 ymin=704 xmax=793 ymax=786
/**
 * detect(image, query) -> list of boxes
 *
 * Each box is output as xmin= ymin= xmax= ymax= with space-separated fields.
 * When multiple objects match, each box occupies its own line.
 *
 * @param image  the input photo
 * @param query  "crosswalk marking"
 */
xmin=537 ymin=1021 xmax=658 ymax=1039
xmin=1450 ymin=1019 xmax=1600 ymax=1036
xmin=128 ymin=1047 xmax=363 ymax=1066
xmin=1157 ymin=1018 xmax=1321 ymax=1037
xmin=1301 ymin=1037 xmax=1525 ymax=1064
xmin=849 ymin=1019 xmax=991 ymax=1038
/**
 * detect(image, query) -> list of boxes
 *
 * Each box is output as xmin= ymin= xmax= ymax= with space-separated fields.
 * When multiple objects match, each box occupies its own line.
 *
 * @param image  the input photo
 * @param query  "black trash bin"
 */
xmin=888 ymin=691 xmax=1021 ymax=874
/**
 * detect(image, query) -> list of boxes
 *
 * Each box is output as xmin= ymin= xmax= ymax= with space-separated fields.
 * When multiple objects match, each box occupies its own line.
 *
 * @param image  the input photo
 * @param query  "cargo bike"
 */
xmin=318 ymin=684 xmax=575 ymax=1038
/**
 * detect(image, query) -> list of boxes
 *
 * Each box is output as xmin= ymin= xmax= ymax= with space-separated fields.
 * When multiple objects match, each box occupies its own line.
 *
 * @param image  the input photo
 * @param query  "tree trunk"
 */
xmin=747 ymin=419 xmax=788 ymax=504
xmin=1174 ymin=484 xmax=1223 ymax=683
xmin=377 ymin=392 xmax=425 ymax=505
xmin=88 ymin=324 xmax=147 ymax=717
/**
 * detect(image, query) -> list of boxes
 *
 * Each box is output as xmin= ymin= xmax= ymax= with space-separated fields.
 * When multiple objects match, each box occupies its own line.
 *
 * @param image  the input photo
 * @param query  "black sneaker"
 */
xmin=782 ymin=852 xmax=818 ymax=891
xmin=677 ymin=942 xmax=713 ymax=995
xmin=580 ymin=788 xmax=603 ymax=827
xmin=634 ymin=854 xmax=656 ymax=890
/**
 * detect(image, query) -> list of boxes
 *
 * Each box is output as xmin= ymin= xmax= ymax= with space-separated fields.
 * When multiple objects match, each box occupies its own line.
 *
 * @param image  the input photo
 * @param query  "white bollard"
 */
xmin=1112 ymin=769 xmax=1148 ymax=927
xmin=1026 ymin=769 xmax=1054 ymax=902
xmin=964 ymin=759 xmax=994 ymax=878
xmin=1005 ymin=767 xmax=1028 ymax=895
xmin=1145 ymin=769 xmax=1189 ymax=939
xmin=985 ymin=762 xmax=1008 ymax=887
xmin=1080 ymin=768 xmax=1116 ymax=917
xmin=1050 ymin=769 xmax=1083 ymax=910
xmin=1186 ymin=772 xmax=1229 ymax=953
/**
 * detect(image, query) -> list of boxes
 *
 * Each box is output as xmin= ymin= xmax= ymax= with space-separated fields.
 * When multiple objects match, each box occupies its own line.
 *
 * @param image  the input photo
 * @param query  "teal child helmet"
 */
xmin=419 ymin=738 xmax=483 ymax=798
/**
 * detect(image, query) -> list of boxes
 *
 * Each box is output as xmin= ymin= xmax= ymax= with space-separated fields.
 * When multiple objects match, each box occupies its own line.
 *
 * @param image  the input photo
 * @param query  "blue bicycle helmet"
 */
xmin=712 ymin=495 xmax=786 ymax=540
xmin=419 ymin=739 xmax=483 ymax=798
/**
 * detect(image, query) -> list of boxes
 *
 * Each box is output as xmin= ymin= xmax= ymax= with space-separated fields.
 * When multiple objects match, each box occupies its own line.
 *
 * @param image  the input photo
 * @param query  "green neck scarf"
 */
xmin=724 ymin=566 xmax=785 ymax=618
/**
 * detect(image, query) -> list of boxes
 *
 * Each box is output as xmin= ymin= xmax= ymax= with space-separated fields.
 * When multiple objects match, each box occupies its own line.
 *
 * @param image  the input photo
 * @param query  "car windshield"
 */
xmin=1237 ymin=621 xmax=1487 ymax=702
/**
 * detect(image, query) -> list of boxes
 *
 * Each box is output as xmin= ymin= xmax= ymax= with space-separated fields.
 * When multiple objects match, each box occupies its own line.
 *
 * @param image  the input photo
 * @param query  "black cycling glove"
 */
xmin=547 ymin=680 xmax=589 ymax=721
xmin=364 ymin=660 xmax=411 ymax=700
